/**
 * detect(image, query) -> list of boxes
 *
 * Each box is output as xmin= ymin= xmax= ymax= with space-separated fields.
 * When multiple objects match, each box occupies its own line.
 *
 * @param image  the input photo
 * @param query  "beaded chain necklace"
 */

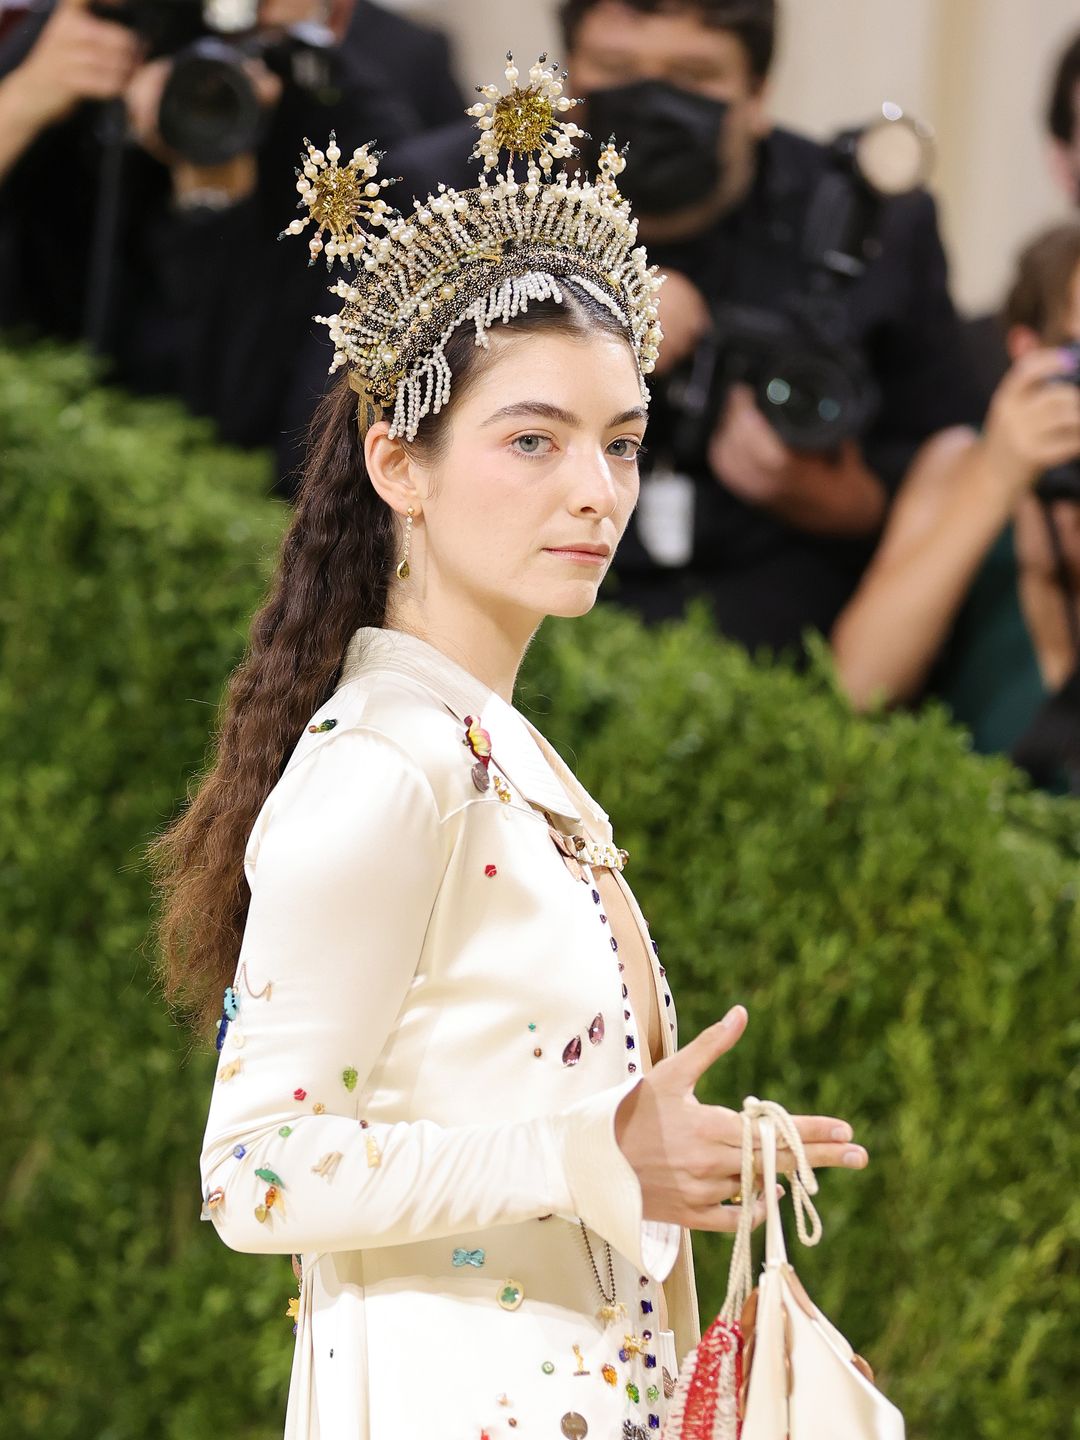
xmin=579 ymin=1219 xmax=626 ymax=1326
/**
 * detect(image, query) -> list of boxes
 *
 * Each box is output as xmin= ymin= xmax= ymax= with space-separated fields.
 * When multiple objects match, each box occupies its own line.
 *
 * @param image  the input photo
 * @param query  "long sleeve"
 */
xmin=200 ymin=726 xmax=677 ymax=1280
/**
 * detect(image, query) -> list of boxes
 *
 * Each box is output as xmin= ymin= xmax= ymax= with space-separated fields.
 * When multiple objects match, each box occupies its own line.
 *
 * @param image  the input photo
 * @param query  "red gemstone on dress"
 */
xmin=588 ymin=1013 xmax=605 ymax=1045
xmin=484 ymin=864 xmax=497 ymax=877
xmin=293 ymin=1088 xmax=307 ymax=1101
xmin=562 ymin=1035 xmax=582 ymax=1067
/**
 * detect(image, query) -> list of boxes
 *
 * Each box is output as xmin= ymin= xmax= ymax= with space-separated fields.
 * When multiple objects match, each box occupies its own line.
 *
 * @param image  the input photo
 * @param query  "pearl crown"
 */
xmin=280 ymin=52 xmax=665 ymax=440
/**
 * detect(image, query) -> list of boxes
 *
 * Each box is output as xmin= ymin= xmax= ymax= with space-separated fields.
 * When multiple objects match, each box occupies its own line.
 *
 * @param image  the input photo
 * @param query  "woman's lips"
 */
xmin=543 ymin=546 xmax=609 ymax=564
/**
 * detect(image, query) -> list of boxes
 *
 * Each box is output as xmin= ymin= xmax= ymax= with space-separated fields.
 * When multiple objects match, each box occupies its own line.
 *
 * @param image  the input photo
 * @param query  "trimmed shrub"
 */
xmin=2 ymin=342 xmax=1079 ymax=1439
xmin=0 ymin=343 xmax=293 ymax=1439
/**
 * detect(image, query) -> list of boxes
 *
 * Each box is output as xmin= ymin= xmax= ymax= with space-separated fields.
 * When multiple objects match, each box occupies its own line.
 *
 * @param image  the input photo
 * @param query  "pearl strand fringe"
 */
xmin=389 ymin=270 xmax=568 ymax=440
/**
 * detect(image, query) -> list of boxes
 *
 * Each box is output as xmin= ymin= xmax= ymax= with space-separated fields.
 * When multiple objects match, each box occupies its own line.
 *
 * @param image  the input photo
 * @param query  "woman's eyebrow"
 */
xmin=480 ymin=401 xmax=649 ymax=428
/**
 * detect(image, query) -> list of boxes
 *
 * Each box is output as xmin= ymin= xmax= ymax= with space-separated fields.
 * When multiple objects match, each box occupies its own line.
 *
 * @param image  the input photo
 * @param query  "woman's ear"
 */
xmin=365 ymin=420 xmax=424 ymax=518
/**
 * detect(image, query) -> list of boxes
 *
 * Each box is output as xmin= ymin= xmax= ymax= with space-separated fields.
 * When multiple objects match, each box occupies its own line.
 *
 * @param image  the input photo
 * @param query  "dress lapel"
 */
xmin=338 ymin=626 xmax=582 ymax=823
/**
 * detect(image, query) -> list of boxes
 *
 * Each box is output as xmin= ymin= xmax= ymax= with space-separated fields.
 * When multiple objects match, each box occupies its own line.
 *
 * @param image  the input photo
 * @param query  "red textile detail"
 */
xmin=680 ymin=1318 xmax=743 ymax=1438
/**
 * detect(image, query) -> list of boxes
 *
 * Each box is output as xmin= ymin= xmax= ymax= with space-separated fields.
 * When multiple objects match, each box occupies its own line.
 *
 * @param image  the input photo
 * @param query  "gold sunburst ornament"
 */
xmin=279 ymin=135 xmax=398 ymax=266
xmin=280 ymin=50 xmax=664 ymax=442
xmin=468 ymin=52 xmax=582 ymax=171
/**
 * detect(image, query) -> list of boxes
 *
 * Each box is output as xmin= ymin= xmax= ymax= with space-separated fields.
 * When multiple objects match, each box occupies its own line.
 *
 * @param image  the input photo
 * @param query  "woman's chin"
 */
xmin=546 ymin=586 xmax=602 ymax=619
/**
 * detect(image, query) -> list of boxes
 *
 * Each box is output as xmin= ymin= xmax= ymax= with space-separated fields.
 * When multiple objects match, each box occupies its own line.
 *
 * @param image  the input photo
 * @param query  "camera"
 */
xmin=664 ymin=109 xmax=934 ymax=460
xmin=1035 ymin=339 xmax=1080 ymax=503
xmin=91 ymin=0 xmax=339 ymax=166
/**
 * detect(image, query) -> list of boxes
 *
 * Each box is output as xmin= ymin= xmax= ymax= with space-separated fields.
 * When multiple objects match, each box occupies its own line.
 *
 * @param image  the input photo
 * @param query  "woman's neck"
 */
xmin=384 ymin=598 xmax=537 ymax=705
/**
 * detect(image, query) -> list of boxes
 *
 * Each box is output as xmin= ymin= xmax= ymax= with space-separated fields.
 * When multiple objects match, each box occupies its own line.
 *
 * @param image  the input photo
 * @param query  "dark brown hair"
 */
xmin=558 ymin=0 xmax=778 ymax=84
xmin=1003 ymin=223 xmax=1080 ymax=343
xmin=149 ymin=280 xmax=632 ymax=1032
xmin=1047 ymin=32 xmax=1080 ymax=145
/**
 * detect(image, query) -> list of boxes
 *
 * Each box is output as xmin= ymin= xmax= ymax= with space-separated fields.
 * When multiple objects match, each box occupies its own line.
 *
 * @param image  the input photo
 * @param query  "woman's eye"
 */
xmin=608 ymin=438 xmax=646 ymax=460
xmin=511 ymin=434 xmax=553 ymax=456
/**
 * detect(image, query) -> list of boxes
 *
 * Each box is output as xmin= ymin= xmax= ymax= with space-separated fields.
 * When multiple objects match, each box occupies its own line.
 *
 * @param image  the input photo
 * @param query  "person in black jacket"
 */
xmin=0 ymin=0 xmax=462 ymax=483
xmin=559 ymin=0 xmax=988 ymax=653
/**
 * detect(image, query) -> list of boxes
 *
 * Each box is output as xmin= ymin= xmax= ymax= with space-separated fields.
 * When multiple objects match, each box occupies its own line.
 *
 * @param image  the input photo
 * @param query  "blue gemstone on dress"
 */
xmin=645 ymin=1354 xmax=656 ymax=1368
xmin=592 ymin=890 xmax=601 ymax=904
xmin=651 ymin=940 xmax=659 ymax=955
xmin=649 ymin=1416 xmax=660 ymax=1429
xmin=610 ymin=937 xmax=618 ymax=952
xmin=665 ymin=994 xmax=671 ymax=1006
xmin=626 ymin=1035 xmax=636 ymax=1049
xmin=619 ymin=1348 xmax=630 ymax=1363
xmin=233 ymin=1144 xmax=246 ymax=1158
xmin=641 ymin=1300 xmax=653 ymax=1314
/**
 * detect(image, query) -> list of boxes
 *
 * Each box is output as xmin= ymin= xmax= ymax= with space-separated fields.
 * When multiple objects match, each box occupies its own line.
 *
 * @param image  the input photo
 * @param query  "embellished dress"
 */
xmin=200 ymin=627 xmax=701 ymax=1439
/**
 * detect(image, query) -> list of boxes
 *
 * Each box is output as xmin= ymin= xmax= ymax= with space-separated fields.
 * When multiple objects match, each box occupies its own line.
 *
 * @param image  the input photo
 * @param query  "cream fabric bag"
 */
xmin=665 ymin=1098 xmax=905 ymax=1440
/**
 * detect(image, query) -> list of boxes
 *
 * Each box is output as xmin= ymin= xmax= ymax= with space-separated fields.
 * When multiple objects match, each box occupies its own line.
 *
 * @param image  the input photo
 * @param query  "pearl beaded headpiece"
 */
xmin=281 ymin=52 xmax=664 ymax=441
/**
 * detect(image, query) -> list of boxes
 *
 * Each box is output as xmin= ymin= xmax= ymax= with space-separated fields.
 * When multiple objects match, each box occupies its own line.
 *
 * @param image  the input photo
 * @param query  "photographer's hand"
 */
xmin=0 ymin=0 xmax=142 ymax=182
xmin=979 ymin=348 xmax=1080 ymax=498
xmin=124 ymin=56 xmax=282 ymax=207
xmin=652 ymin=268 xmax=710 ymax=376
xmin=614 ymin=1005 xmax=868 ymax=1233
xmin=708 ymin=384 xmax=887 ymax=535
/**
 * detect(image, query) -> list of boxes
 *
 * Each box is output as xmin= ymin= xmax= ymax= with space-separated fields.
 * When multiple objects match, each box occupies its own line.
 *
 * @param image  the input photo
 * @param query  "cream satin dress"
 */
xmin=200 ymin=627 xmax=701 ymax=1439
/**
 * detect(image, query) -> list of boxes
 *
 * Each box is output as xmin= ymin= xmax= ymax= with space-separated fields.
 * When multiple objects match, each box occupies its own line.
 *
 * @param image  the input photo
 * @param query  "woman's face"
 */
xmin=391 ymin=327 xmax=647 ymax=633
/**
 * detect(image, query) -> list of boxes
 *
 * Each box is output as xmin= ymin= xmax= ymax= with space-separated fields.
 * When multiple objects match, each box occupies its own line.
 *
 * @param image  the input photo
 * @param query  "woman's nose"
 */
xmin=570 ymin=450 xmax=620 ymax=516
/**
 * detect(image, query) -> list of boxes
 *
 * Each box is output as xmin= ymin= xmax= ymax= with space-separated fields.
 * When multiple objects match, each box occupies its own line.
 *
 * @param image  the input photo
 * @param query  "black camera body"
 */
xmin=92 ymin=0 xmax=337 ymax=166
xmin=1036 ymin=339 xmax=1080 ymax=503
xmin=664 ymin=115 xmax=929 ymax=463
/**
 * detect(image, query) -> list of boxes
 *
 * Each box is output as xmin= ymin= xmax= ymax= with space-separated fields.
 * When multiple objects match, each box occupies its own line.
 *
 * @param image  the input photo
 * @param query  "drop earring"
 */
xmin=396 ymin=507 xmax=414 ymax=581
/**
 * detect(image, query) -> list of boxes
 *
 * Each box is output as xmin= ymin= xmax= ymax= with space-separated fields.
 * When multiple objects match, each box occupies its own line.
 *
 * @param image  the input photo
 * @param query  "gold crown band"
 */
xmin=346 ymin=370 xmax=384 ymax=439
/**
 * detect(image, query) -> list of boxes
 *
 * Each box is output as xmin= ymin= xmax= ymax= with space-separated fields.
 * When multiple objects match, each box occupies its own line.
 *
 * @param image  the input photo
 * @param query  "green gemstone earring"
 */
xmin=396 ymin=507 xmax=414 ymax=581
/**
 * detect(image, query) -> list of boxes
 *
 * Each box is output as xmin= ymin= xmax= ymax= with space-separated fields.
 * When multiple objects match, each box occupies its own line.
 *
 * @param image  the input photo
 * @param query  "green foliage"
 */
xmin=0 ymin=343 xmax=292 ymax=1439
xmin=3 ymin=342 xmax=1079 ymax=1438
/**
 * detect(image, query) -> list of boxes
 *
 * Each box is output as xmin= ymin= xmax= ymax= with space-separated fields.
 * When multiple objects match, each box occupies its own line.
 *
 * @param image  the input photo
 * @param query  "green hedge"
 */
xmin=2 ymin=341 xmax=1079 ymax=1440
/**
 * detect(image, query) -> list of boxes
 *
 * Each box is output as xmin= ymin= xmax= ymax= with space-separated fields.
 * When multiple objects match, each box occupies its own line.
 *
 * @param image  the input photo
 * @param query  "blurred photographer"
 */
xmin=0 ymin=0 xmax=461 ymax=472
xmin=562 ymin=0 xmax=987 ymax=652
xmin=1048 ymin=29 xmax=1080 ymax=206
xmin=832 ymin=224 xmax=1080 ymax=792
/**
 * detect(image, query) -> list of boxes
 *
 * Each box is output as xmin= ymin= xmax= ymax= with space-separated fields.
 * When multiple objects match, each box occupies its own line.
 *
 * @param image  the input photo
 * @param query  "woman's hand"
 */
xmin=614 ymin=1005 xmax=869 ymax=1233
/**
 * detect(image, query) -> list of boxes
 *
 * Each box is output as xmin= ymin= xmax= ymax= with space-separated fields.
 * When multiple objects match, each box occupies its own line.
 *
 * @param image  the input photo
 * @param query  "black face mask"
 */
xmin=584 ymin=79 xmax=729 ymax=214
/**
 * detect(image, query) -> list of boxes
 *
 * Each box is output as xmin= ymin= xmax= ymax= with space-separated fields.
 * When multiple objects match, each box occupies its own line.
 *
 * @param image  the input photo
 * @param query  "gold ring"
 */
xmin=730 ymin=1192 xmax=743 ymax=1206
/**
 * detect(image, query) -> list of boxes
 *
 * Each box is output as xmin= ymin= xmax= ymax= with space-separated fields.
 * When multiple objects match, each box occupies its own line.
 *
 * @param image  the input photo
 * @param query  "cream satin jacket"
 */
xmin=200 ymin=627 xmax=701 ymax=1440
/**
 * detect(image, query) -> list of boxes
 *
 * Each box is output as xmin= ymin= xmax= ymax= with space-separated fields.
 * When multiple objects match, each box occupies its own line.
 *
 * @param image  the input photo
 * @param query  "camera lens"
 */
xmin=757 ymin=353 xmax=860 ymax=450
xmin=159 ymin=38 xmax=263 ymax=167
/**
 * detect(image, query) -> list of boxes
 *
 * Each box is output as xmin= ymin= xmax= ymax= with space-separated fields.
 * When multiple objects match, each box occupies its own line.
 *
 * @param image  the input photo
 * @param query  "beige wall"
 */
xmin=397 ymin=0 xmax=1078 ymax=314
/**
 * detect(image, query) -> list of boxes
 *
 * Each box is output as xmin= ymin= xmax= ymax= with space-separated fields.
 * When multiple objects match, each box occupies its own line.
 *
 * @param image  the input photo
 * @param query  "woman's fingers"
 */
xmin=698 ymin=1109 xmax=858 ymax=1149
xmin=660 ymin=1007 xmax=748 ymax=1094
xmin=779 ymin=1141 xmax=868 ymax=1172
xmin=688 ymin=1193 xmax=773 ymax=1234
xmin=788 ymin=1114 xmax=855 ymax=1145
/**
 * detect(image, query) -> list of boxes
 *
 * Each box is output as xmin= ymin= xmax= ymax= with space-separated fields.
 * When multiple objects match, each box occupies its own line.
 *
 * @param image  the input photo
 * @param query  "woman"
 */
xmin=832 ymin=224 xmax=1080 ymax=788
xmin=151 ymin=56 xmax=868 ymax=1440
